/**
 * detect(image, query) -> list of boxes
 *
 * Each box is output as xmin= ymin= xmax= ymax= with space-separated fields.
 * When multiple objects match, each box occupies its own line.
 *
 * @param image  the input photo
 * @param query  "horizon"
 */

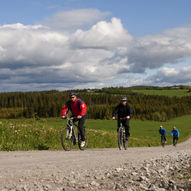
xmin=0 ymin=84 xmax=191 ymax=93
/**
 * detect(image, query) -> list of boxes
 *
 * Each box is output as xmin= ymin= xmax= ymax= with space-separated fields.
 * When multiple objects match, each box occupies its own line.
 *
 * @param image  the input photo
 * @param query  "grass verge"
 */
xmin=0 ymin=115 xmax=191 ymax=150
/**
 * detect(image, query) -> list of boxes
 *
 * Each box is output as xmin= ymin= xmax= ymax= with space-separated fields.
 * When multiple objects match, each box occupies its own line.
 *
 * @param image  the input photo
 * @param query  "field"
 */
xmin=131 ymin=89 xmax=191 ymax=97
xmin=0 ymin=115 xmax=191 ymax=151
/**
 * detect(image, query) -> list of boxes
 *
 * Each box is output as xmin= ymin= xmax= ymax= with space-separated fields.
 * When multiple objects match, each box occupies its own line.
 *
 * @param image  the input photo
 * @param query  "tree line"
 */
xmin=0 ymin=89 xmax=191 ymax=121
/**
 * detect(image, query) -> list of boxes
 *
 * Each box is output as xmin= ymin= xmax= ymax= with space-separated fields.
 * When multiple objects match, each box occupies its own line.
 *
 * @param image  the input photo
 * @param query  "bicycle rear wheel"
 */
xmin=118 ymin=128 xmax=123 ymax=150
xmin=61 ymin=126 xmax=73 ymax=151
xmin=78 ymin=130 xmax=88 ymax=150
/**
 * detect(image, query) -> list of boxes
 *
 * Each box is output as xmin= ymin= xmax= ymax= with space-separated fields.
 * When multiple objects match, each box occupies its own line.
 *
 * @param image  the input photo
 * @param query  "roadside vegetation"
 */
xmin=0 ymin=115 xmax=191 ymax=151
xmin=0 ymin=85 xmax=191 ymax=151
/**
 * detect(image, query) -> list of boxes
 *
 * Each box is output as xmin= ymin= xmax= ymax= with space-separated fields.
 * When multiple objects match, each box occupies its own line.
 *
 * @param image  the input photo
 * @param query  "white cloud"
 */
xmin=71 ymin=17 xmax=133 ymax=48
xmin=147 ymin=66 xmax=191 ymax=84
xmin=0 ymin=23 xmax=45 ymax=30
xmin=0 ymin=23 xmax=69 ymax=66
xmin=43 ymin=9 xmax=110 ymax=31
xmin=0 ymin=18 xmax=133 ymax=91
xmin=1 ymin=11 xmax=191 ymax=91
xmin=126 ymin=25 xmax=191 ymax=73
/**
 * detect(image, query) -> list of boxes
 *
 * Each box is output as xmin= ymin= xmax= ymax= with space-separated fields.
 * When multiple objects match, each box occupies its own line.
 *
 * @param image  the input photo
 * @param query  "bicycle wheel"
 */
xmin=61 ymin=126 xmax=73 ymax=151
xmin=78 ymin=130 xmax=88 ymax=150
xmin=173 ymin=137 xmax=177 ymax=146
xmin=118 ymin=128 xmax=123 ymax=150
xmin=161 ymin=136 xmax=165 ymax=147
xmin=123 ymin=135 xmax=128 ymax=150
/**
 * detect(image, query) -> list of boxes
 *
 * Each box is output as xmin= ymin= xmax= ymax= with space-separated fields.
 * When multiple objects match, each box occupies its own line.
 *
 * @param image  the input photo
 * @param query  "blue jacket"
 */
xmin=171 ymin=129 xmax=179 ymax=137
xmin=159 ymin=128 xmax=167 ymax=136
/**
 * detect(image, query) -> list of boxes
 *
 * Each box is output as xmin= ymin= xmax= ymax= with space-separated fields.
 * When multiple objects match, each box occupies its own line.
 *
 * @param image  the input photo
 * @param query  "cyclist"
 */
xmin=159 ymin=125 xmax=167 ymax=142
xmin=112 ymin=96 xmax=133 ymax=140
xmin=171 ymin=126 xmax=179 ymax=143
xmin=61 ymin=92 xmax=87 ymax=147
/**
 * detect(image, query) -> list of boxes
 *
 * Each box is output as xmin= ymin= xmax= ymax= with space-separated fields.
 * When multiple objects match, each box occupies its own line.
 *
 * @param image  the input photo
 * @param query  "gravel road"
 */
xmin=0 ymin=138 xmax=191 ymax=191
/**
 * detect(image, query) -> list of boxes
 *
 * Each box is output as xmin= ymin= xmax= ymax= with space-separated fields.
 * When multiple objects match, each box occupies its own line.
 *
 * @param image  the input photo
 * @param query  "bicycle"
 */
xmin=161 ymin=135 xmax=166 ymax=147
xmin=173 ymin=135 xmax=178 ymax=146
xmin=118 ymin=118 xmax=128 ymax=150
xmin=61 ymin=116 xmax=88 ymax=151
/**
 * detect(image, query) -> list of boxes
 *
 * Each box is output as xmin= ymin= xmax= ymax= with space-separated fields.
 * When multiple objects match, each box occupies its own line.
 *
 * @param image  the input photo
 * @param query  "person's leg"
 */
xmin=78 ymin=116 xmax=86 ymax=141
xmin=123 ymin=119 xmax=130 ymax=138
xmin=117 ymin=119 xmax=120 ymax=132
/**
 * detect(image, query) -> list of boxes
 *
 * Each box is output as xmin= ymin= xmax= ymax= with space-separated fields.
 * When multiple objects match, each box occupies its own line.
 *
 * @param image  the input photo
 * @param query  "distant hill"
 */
xmin=0 ymin=86 xmax=191 ymax=120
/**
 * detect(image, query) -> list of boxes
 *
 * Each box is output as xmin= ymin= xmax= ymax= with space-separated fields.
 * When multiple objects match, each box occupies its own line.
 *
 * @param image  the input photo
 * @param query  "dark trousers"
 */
xmin=117 ymin=118 xmax=130 ymax=137
xmin=173 ymin=135 xmax=178 ymax=142
xmin=73 ymin=116 xmax=86 ymax=141
xmin=161 ymin=135 xmax=166 ymax=141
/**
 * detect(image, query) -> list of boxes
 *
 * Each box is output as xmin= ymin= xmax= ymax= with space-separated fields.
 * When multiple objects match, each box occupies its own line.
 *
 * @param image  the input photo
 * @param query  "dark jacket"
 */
xmin=159 ymin=128 xmax=167 ymax=136
xmin=112 ymin=103 xmax=133 ymax=118
xmin=171 ymin=129 xmax=179 ymax=137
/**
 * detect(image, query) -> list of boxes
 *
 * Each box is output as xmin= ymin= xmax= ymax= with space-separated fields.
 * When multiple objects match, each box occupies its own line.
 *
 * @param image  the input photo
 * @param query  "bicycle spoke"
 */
xmin=61 ymin=127 xmax=73 ymax=151
xmin=123 ymin=136 xmax=128 ymax=150
xmin=118 ymin=128 xmax=123 ymax=150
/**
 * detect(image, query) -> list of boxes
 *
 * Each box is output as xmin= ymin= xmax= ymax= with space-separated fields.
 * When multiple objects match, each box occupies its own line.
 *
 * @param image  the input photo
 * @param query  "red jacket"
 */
xmin=61 ymin=98 xmax=87 ymax=117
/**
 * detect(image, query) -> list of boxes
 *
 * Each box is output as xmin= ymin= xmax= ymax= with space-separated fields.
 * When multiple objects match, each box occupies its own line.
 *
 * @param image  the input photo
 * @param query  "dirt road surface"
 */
xmin=0 ymin=138 xmax=191 ymax=190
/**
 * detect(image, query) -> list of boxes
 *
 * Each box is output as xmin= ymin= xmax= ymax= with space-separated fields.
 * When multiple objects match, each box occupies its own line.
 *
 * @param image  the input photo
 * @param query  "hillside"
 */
xmin=0 ymin=86 xmax=191 ymax=121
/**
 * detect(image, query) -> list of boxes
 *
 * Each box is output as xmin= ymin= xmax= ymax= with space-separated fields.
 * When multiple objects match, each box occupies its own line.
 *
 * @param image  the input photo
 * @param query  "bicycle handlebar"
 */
xmin=119 ymin=117 xmax=131 ymax=121
xmin=62 ymin=115 xmax=77 ymax=120
xmin=119 ymin=117 xmax=127 ymax=120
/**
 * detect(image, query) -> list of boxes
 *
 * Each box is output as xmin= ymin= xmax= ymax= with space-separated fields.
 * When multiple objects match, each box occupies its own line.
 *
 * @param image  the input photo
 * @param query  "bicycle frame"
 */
xmin=119 ymin=121 xmax=125 ymax=137
xmin=66 ymin=116 xmax=78 ymax=141
xmin=161 ymin=135 xmax=166 ymax=147
xmin=173 ymin=135 xmax=178 ymax=146
xmin=61 ymin=115 xmax=87 ymax=151
xmin=118 ymin=118 xmax=128 ymax=150
xmin=119 ymin=117 xmax=127 ymax=132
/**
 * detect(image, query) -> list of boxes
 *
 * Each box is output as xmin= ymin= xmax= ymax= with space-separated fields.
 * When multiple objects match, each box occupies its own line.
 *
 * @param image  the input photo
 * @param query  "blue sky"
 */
xmin=0 ymin=0 xmax=191 ymax=91
xmin=1 ymin=0 xmax=191 ymax=35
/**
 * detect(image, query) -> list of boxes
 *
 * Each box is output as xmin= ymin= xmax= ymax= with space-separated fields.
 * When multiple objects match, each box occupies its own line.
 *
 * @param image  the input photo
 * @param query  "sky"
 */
xmin=0 ymin=0 xmax=191 ymax=92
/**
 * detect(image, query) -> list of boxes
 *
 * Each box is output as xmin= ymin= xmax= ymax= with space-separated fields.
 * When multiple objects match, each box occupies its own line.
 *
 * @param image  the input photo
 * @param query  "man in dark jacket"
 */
xmin=112 ymin=96 xmax=133 ymax=139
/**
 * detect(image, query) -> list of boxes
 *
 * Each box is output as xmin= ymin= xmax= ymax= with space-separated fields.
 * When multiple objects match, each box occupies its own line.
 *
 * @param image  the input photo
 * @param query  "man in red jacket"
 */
xmin=61 ymin=92 xmax=87 ymax=147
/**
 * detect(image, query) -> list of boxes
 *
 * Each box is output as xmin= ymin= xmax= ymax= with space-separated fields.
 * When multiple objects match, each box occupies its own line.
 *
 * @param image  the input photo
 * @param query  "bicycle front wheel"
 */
xmin=173 ymin=137 xmax=177 ymax=146
xmin=61 ymin=127 xmax=73 ymax=151
xmin=161 ymin=136 xmax=165 ymax=147
xmin=118 ymin=128 xmax=123 ymax=150
xmin=123 ymin=137 xmax=128 ymax=150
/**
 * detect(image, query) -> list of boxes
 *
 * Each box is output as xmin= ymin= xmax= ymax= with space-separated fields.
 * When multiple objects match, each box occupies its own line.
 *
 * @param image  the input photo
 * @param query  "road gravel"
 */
xmin=0 ymin=138 xmax=191 ymax=190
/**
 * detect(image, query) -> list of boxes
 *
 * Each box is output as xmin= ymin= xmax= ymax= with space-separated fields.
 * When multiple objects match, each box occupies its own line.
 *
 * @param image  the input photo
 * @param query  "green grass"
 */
xmin=0 ymin=115 xmax=191 ymax=150
xmin=131 ymin=89 xmax=191 ymax=97
xmin=86 ymin=115 xmax=191 ymax=148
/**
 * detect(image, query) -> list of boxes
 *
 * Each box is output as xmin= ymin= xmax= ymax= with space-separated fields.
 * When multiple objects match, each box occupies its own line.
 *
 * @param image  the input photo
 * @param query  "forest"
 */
xmin=0 ymin=86 xmax=191 ymax=121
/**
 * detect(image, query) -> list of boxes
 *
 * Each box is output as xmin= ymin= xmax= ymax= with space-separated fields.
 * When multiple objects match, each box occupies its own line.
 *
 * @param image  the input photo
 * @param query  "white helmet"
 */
xmin=120 ymin=96 xmax=128 ymax=101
